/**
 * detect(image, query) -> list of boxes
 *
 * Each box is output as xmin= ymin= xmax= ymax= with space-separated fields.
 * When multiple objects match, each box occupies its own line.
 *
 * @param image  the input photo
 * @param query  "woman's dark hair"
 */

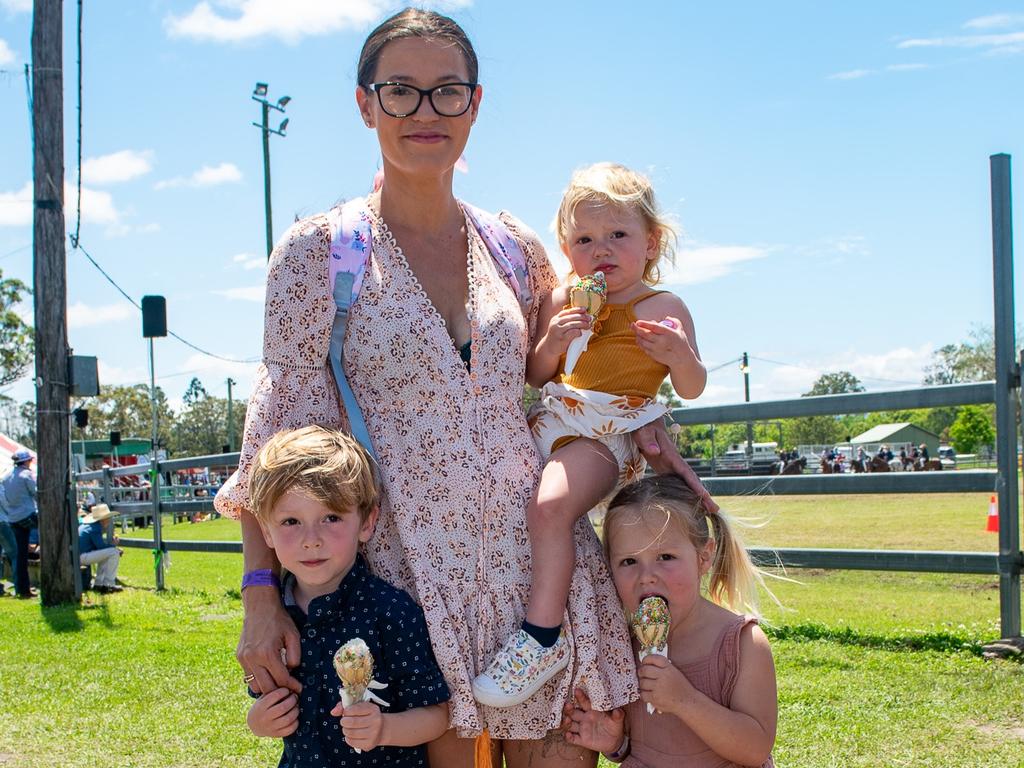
xmin=357 ymin=7 xmax=478 ymax=89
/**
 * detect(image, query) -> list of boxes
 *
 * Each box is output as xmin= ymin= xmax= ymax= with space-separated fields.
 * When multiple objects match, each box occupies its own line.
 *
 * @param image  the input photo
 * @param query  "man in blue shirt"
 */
xmin=2 ymin=450 xmax=37 ymax=598
xmin=78 ymin=503 xmax=122 ymax=593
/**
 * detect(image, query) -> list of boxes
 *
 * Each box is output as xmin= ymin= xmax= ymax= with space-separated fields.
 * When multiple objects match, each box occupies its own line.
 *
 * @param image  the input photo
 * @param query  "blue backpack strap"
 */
xmin=326 ymin=198 xmax=376 ymax=459
xmin=462 ymin=203 xmax=533 ymax=315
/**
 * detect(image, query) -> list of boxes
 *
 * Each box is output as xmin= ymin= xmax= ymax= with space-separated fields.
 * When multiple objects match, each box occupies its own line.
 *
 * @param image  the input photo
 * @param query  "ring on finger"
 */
xmin=243 ymin=673 xmax=256 ymax=684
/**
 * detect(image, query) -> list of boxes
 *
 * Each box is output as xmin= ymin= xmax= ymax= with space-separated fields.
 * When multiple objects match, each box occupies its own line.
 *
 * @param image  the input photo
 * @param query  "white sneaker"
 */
xmin=472 ymin=629 xmax=569 ymax=708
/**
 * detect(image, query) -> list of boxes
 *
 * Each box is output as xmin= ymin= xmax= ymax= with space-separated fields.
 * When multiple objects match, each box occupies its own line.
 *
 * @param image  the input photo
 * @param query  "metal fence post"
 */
xmin=152 ymin=455 xmax=164 ymax=591
xmin=990 ymin=152 xmax=1021 ymax=638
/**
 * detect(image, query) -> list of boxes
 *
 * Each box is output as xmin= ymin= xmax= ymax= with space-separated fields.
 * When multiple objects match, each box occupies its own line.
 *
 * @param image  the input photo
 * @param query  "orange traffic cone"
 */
xmin=986 ymin=495 xmax=999 ymax=532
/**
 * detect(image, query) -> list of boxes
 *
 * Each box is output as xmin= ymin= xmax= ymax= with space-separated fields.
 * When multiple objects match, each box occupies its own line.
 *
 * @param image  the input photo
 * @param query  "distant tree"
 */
xmin=806 ymin=371 xmax=865 ymax=396
xmin=787 ymin=372 xmax=864 ymax=446
xmin=0 ymin=270 xmax=33 ymax=386
xmin=79 ymin=384 xmax=174 ymax=445
xmin=657 ymin=381 xmax=683 ymax=409
xmin=923 ymin=327 xmax=994 ymax=385
xmin=0 ymin=395 xmax=36 ymax=447
xmin=171 ymin=378 xmax=246 ymax=457
xmin=949 ymin=405 xmax=995 ymax=454
xmin=183 ymin=377 xmax=209 ymax=406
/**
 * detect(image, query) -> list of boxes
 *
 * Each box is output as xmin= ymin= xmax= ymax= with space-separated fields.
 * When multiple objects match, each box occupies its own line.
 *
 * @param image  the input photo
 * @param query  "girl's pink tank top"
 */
xmin=623 ymin=614 xmax=774 ymax=768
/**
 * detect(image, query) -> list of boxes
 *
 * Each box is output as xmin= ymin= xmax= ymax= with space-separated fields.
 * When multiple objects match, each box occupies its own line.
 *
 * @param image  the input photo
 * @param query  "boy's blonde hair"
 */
xmin=555 ymin=162 xmax=677 ymax=285
xmin=249 ymin=426 xmax=379 ymax=523
xmin=604 ymin=475 xmax=766 ymax=616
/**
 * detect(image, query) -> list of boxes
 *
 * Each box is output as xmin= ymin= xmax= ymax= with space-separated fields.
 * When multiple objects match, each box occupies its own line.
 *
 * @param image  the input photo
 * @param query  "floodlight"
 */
xmin=277 ymin=95 xmax=291 ymax=108
xmin=253 ymin=82 xmax=268 ymax=96
xmin=279 ymin=118 xmax=289 ymax=133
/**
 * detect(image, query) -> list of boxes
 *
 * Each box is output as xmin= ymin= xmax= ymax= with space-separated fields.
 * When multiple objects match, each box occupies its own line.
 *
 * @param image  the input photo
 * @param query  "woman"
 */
xmin=216 ymin=9 xmax=712 ymax=766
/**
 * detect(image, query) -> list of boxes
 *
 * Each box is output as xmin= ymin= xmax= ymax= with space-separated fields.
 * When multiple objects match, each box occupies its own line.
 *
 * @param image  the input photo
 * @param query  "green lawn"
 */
xmin=2 ymin=494 xmax=1022 ymax=767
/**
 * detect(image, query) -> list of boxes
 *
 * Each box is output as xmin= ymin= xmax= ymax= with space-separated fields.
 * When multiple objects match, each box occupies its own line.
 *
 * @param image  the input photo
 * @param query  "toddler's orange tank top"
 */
xmin=558 ymin=290 xmax=670 ymax=400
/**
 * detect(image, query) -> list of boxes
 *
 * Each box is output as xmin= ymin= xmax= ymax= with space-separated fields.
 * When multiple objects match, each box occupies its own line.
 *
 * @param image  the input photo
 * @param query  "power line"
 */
xmin=749 ymin=358 xmax=925 ymax=387
xmin=74 ymin=240 xmax=261 ymax=364
xmin=62 ymin=6 xmax=258 ymax=367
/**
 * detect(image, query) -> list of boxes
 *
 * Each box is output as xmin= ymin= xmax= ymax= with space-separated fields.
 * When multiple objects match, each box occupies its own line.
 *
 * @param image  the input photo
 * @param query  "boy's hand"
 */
xmin=247 ymin=687 xmax=299 ymax=738
xmin=633 ymin=317 xmax=694 ymax=368
xmin=560 ymin=688 xmax=625 ymax=754
xmin=540 ymin=307 xmax=591 ymax=356
xmin=333 ymin=700 xmax=385 ymax=752
xmin=638 ymin=654 xmax=690 ymax=719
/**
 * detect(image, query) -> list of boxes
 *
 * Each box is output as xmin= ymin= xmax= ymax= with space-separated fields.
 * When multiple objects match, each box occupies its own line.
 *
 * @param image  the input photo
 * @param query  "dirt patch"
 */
xmin=974 ymin=722 xmax=1024 ymax=741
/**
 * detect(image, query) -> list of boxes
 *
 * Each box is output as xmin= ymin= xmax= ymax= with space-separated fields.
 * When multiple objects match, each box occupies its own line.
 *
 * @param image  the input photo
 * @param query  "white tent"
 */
xmin=0 ymin=433 xmax=35 ymax=476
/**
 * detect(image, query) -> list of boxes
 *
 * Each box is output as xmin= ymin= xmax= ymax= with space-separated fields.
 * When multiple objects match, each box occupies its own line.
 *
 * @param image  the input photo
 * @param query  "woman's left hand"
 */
xmin=634 ymin=421 xmax=719 ymax=514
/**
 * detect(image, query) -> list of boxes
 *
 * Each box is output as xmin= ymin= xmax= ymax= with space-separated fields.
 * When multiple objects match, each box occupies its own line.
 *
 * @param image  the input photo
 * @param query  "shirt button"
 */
xmin=474 ymin=386 xmax=483 ymax=395
xmin=469 ymin=372 xmax=477 ymax=381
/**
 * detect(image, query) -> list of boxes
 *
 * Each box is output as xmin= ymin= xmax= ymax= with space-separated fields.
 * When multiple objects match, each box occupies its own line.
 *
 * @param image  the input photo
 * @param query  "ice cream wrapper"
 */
xmin=564 ymin=272 xmax=607 ymax=375
xmin=334 ymin=638 xmax=390 ymax=752
xmin=631 ymin=596 xmax=671 ymax=714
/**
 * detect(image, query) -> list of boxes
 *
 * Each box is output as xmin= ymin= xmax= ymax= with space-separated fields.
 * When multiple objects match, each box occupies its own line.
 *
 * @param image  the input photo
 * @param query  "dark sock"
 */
xmin=521 ymin=620 xmax=561 ymax=648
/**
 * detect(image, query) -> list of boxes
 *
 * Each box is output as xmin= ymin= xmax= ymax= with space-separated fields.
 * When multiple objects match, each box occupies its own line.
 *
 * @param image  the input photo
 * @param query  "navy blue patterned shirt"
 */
xmin=269 ymin=555 xmax=450 ymax=767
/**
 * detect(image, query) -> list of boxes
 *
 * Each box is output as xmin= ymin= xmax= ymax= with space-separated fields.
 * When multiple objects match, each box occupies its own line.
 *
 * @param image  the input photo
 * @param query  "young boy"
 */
xmin=244 ymin=426 xmax=450 ymax=766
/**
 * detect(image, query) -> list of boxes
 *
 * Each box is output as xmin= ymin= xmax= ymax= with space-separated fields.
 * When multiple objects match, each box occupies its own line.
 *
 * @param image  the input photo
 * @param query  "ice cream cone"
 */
xmin=564 ymin=272 xmax=607 ymax=375
xmin=631 ymin=596 xmax=671 ymax=714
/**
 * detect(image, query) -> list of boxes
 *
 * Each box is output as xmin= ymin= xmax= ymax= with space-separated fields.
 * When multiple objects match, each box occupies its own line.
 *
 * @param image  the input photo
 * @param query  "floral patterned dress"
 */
xmin=215 ymin=201 xmax=638 ymax=739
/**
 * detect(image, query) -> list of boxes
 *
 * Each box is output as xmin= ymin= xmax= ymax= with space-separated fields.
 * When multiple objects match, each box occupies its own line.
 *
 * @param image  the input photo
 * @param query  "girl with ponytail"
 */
xmin=562 ymin=475 xmax=778 ymax=767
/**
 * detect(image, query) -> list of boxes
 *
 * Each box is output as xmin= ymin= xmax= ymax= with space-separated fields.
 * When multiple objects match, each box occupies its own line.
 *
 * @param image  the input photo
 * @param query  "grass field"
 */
xmin=1 ymin=493 xmax=1022 ymax=767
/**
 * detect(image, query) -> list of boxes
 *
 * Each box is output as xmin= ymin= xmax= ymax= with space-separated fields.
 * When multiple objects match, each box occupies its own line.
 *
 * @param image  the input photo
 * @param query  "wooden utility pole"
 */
xmin=33 ymin=0 xmax=75 ymax=605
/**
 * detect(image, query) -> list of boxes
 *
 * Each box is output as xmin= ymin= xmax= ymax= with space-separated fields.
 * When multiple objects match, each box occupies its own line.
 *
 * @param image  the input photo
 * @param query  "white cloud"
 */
xmin=213 ymin=285 xmax=265 ymax=302
xmin=964 ymin=14 xmax=1024 ymax=30
xmin=66 ymin=182 xmax=120 ymax=224
xmin=664 ymin=244 xmax=769 ymax=286
xmin=96 ymin=360 xmax=149 ymax=388
xmin=885 ymin=63 xmax=929 ymax=72
xmin=164 ymin=0 xmax=389 ymax=44
xmin=0 ymin=183 xmax=32 ymax=227
xmin=231 ymin=252 xmax=266 ymax=270
xmin=898 ymin=30 xmax=1024 ymax=51
xmin=0 ymin=0 xmax=31 ymax=13
xmin=105 ymin=221 xmax=162 ymax=238
xmin=828 ymin=68 xmax=872 ymax=80
xmin=81 ymin=149 xmax=154 ymax=185
xmin=67 ymin=301 xmax=135 ymax=329
xmin=0 ymin=38 xmax=15 ymax=66
xmin=155 ymin=162 xmax=242 ymax=190
xmin=0 ymin=181 xmax=119 ymax=228
xmin=697 ymin=344 xmax=935 ymax=405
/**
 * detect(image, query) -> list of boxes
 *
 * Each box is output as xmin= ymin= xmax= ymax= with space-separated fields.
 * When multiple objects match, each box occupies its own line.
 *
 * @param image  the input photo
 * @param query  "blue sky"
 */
xmin=1 ymin=1 xmax=1022 ymax=412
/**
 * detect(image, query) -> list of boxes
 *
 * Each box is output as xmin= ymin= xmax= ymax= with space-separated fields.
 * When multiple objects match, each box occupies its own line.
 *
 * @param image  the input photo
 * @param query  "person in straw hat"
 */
xmin=79 ymin=503 xmax=122 ymax=593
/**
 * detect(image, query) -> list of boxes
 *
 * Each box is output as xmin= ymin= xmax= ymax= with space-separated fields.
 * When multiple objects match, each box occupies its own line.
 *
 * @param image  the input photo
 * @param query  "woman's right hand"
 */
xmin=560 ymin=688 xmax=625 ymax=754
xmin=237 ymin=586 xmax=302 ymax=695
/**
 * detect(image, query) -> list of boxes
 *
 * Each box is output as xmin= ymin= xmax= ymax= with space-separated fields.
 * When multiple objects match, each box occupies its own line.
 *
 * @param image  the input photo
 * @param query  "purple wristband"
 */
xmin=241 ymin=569 xmax=280 ymax=591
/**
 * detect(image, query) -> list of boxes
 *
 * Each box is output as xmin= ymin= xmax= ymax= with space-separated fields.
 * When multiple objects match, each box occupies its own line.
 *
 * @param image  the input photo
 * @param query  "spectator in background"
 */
xmin=78 ymin=503 xmax=123 ymax=594
xmin=0 ymin=484 xmax=16 ymax=597
xmin=2 ymin=450 xmax=38 ymax=598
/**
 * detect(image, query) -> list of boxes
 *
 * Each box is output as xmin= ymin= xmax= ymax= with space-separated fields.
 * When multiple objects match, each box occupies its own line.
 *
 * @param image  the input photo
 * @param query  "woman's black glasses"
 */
xmin=370 ymin=82 xmax=477 ymax=118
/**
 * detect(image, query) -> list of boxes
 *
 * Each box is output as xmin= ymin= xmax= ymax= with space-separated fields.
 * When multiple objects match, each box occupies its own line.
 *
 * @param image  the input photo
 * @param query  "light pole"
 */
xmin=251 ymin=82 xmax=290 ymax=260
xmin=741 ymin=352 xmax=753 ymax=458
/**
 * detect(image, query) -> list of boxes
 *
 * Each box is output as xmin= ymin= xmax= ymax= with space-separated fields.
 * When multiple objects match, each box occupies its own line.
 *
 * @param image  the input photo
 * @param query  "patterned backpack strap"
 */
xmin=325 ymin=197 xmax=376 ymax=459
xmin=462 ymin=202 xmax=533 ymax=314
